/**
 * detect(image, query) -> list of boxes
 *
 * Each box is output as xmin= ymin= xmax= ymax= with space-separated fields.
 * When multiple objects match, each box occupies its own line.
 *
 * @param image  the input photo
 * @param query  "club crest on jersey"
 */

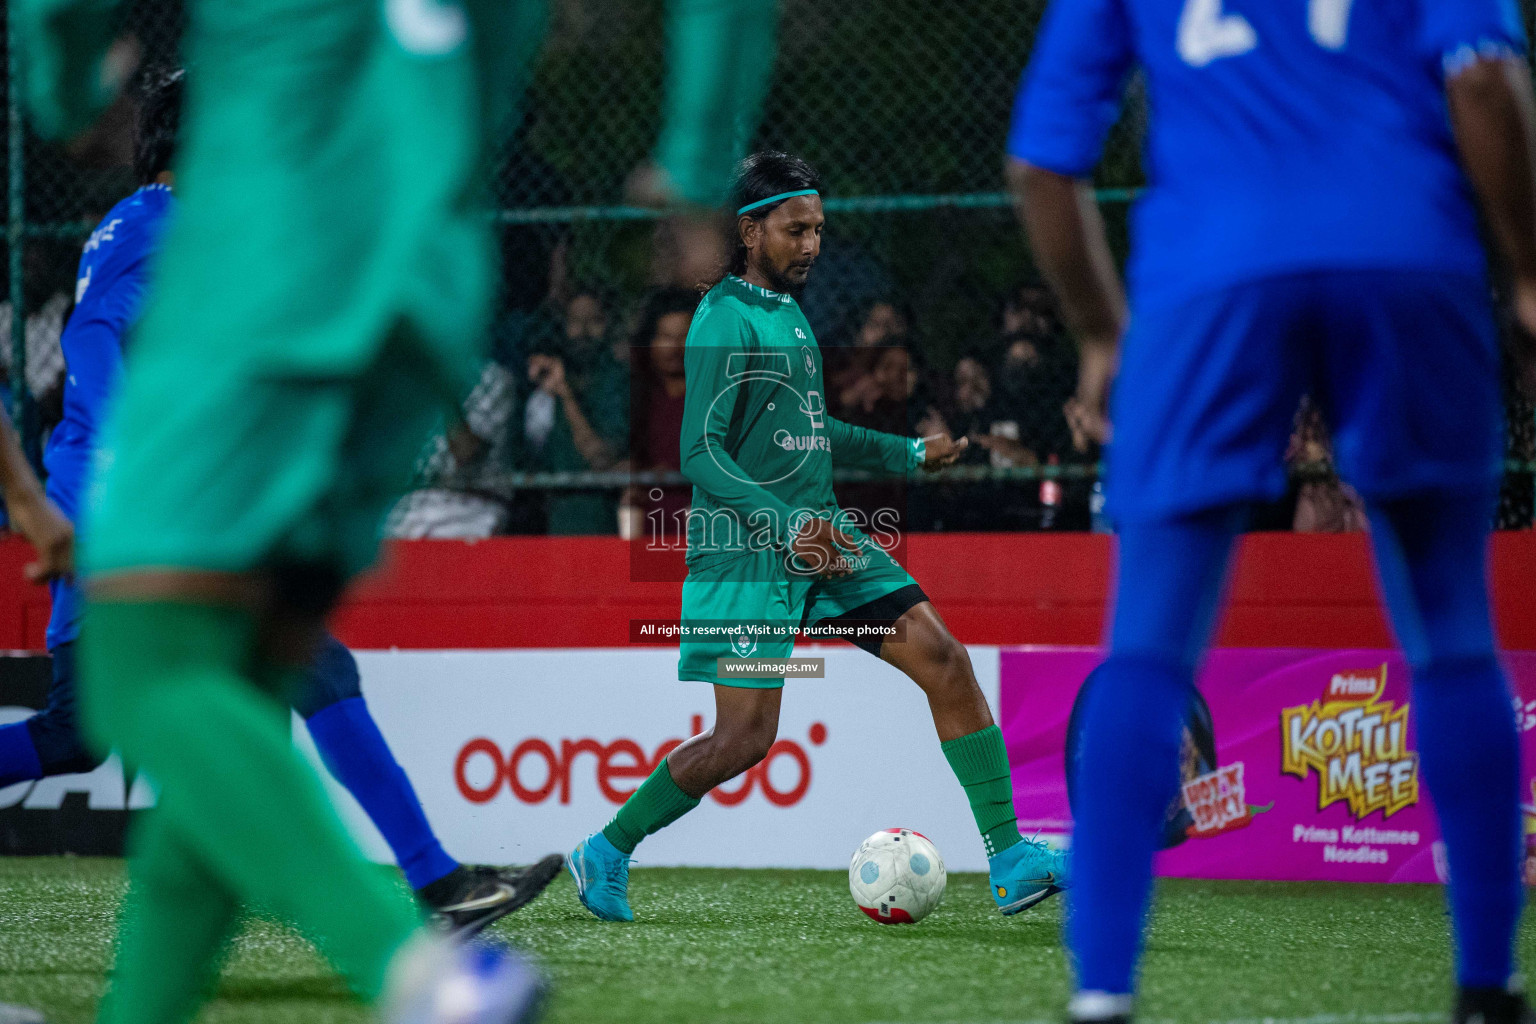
xmin=802 ymin=345 xmax=816 ymax=377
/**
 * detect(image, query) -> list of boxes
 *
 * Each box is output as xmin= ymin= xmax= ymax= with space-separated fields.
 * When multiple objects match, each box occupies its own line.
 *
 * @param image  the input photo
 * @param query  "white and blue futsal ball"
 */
xmin=848 ymin=828 xmax=946 ymax=924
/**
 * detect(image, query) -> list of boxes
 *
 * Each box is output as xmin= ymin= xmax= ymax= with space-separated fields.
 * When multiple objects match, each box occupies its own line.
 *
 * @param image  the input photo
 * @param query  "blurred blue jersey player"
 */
xmin=0 ymin=69 xmax=560 ymax=935
xmin=1009 ymin=1 xmax=1536 ymax=1021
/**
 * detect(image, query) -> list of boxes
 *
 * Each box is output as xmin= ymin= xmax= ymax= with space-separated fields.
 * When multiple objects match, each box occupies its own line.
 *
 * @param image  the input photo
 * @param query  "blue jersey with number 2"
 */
xmin=1009 ymin=0 xmax=1526 ymax=306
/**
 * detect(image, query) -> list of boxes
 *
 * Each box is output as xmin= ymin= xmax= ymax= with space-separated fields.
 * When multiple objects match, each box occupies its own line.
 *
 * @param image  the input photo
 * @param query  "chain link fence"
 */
xmin=4 ymin=0 xmax=1534 ymax=537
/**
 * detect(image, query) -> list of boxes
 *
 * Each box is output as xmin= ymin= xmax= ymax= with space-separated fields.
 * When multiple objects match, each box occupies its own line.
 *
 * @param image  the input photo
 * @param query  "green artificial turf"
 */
xmin=0 ymin=857 xmax=1527 ymax=1023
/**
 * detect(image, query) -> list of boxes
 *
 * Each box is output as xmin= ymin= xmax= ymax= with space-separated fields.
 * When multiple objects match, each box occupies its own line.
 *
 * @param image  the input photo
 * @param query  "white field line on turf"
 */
xmin=1209 ymin=1015 xmax=1442 ymax=1024
xmin=854 ymin=1014 xmax=1443 ymax=1024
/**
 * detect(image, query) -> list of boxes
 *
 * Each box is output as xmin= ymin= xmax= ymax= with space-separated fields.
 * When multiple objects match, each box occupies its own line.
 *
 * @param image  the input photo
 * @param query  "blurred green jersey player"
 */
xmin=14 ymin=0 xmax=781 ymax=1021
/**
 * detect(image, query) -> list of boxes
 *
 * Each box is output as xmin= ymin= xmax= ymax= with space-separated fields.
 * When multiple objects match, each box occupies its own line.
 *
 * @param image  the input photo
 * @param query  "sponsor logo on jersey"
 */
xmin=773 ymin=429 xmax=830 ymax=453
xmin=800 ymin=389 xmax=825 ymax=428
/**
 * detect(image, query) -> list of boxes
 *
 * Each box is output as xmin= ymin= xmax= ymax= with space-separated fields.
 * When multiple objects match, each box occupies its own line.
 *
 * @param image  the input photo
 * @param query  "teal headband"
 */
xmin=736 ymin=189 xmax=819 ymax=216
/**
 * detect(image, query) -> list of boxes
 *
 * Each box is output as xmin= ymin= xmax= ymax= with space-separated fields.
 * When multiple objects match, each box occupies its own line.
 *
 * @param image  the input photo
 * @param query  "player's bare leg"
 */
xmin=666 ymin=685 xmax=784 ymax=796
xmin=882 ymin=599 xmax=1068 ymax=913
xmin=878 ymin=600 xmax=992 ymax=741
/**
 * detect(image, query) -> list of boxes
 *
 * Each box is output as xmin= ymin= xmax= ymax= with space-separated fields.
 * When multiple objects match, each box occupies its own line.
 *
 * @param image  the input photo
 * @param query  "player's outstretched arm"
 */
xmin=824 ymin=417 xmax=968 ymax=476
xmin=1007 ymin=160 xmax=1125 ymax=449
xmin=826 ymin=416 xmax=924 ymax=476
xmin=0 ymin=414 xmax=72 ymax=583
xmin=1447 ymin=54 xmax=1536 ymax=348
xmin=14 ymin=1 xmax=137 ymax=139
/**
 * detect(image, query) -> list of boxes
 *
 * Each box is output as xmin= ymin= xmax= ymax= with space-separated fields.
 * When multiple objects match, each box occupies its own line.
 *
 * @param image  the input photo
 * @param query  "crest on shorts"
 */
xmin=731 ymin=632 xmax=758 ymax=657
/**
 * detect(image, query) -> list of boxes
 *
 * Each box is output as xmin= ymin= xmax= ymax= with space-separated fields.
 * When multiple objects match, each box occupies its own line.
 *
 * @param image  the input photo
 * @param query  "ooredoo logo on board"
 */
xmin=454 ymin=716 xmax=829 ymax=808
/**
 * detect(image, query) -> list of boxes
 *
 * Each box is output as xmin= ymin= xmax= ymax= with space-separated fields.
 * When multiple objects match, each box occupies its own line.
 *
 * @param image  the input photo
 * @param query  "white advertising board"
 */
xmin=295 ymin=646 xmax=1002 ymax=872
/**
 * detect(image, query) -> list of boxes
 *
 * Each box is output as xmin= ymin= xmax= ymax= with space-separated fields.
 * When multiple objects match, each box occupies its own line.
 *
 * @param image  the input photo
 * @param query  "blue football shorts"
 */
xmin=1106 ymin=268 xmax=1502 ymax=524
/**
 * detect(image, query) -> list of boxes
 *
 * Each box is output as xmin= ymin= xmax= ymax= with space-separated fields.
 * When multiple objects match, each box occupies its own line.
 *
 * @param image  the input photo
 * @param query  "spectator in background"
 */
xmin=385 ymin=361 xmax=519 ymax=539
xmin=842 ymin=345 xmax=911 ymax=436
xmin=1001 ymin=284 xmax=1056 ymax=355
xmin=835 ymin=329 xmax=942 ymax=535
xmin=562 ymin=286 xmax=609 ymax=350
xmin=0 ymin=241 xmax=75 ymax=438
xmin=972 ymin=286 xmax=1091 ymax=529
xmin=522 ymin=285 xmax=630 ymax=534
xmin=946 ymin=353 xmax=1004 ymax=461
xmin=980 ymin=284 xmax=1078 ymax=465
xmin=626 ymin=288 xmax=699 ymax=530
xmin=857 ymin=300 xmax=910 ymax=348
xmin=831 ymin=298 xmax=911 ymax=419
xmin=922 ymin=351 xmax=1049 ymax=530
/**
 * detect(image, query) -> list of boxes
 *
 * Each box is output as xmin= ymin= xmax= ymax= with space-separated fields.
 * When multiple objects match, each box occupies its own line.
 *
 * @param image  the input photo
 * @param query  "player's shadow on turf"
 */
xmin=212 ymin=975 xmax=353 ymax=1002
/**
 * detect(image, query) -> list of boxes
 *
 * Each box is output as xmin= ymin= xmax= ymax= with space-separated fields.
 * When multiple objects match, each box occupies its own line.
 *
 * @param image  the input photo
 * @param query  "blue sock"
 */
xmin=1068 ymin=654 xmax=1191 ymax=994
xmin=1413 ymin=656 xmax=1522 ymax=988
xmin=0 ymin=720 xmax=43 ymax=787
xmin=1070 ymin=506 xmax=1243 ymax=997
xmin=305 ymin=697 xmax=459 ymax=890
xmin=1368 ymin=493 xmax=1522 ymax=989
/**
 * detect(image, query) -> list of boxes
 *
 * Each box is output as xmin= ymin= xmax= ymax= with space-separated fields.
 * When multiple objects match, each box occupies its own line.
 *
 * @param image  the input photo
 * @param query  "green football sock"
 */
xmin=941 ymin=724 xmax=1023 ymax=858
xmin=102 ymin=807 xmax=243 ymax=1024
xmin=601 ymin=758 xmax=701 ymax=855
xmin=81 ymin=601 xmax=423 ymax=1022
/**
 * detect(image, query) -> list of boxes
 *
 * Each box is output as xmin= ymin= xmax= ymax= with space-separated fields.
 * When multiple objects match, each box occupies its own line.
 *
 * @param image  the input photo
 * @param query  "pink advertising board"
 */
xmin=1000 ymin=648 xmax=1536 ymax=883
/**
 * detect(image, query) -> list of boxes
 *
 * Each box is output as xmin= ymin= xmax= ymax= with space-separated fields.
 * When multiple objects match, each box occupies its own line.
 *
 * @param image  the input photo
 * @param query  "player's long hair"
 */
xmin=134 ymin=67 xmax=185 ymax=185
xmin=717 ymin=151 xmax=822 ymax=284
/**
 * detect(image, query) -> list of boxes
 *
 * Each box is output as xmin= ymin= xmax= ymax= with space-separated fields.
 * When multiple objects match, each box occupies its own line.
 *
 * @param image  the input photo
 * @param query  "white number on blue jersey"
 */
xmin=1177 ymin=0 xmax=1257 ymax=67
xmin=1178 ymin=0 xmax=1355 ymax=67
xmin=385 ymin=0 xmax=467 ymax=55
xmin=1307 ymin=0 xmax=1355 ymax=51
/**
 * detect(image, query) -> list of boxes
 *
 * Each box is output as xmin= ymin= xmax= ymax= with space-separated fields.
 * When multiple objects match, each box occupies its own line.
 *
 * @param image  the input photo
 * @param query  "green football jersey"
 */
xmin=20 ymin=0 xmax=775 ymax=205
xmin=14 ymin=0 xmax=781 ymax=579
xmin=679 ymin=274 xmax=923 ymax=568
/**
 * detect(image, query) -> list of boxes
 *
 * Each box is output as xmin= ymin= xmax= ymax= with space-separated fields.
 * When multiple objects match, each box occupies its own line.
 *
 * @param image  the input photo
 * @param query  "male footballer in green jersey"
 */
xmin=570 ymin=151 xmax=1071 ymax=923
xmin=14 ymin=0 xmax=781 ymax=1019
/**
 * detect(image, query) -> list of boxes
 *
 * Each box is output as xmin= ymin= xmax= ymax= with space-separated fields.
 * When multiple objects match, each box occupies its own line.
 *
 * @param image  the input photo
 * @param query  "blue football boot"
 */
xmin=567 ymin=832 xmax=634 ymax=922
xmin=990 ymin=835 xmax=1069 ymax=915
xmin=383 ymin=935 xmax=544 ymax=1024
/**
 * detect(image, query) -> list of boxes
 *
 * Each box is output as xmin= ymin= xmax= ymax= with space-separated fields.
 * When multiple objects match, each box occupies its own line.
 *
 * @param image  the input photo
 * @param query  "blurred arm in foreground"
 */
xmin=1006 ymin=163 xmax=1125 ymax=453
xmin=1446 ymin=50 xmax=1536 ymax=393
xmin=634 ymin=0 xmax=780 ymax=286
